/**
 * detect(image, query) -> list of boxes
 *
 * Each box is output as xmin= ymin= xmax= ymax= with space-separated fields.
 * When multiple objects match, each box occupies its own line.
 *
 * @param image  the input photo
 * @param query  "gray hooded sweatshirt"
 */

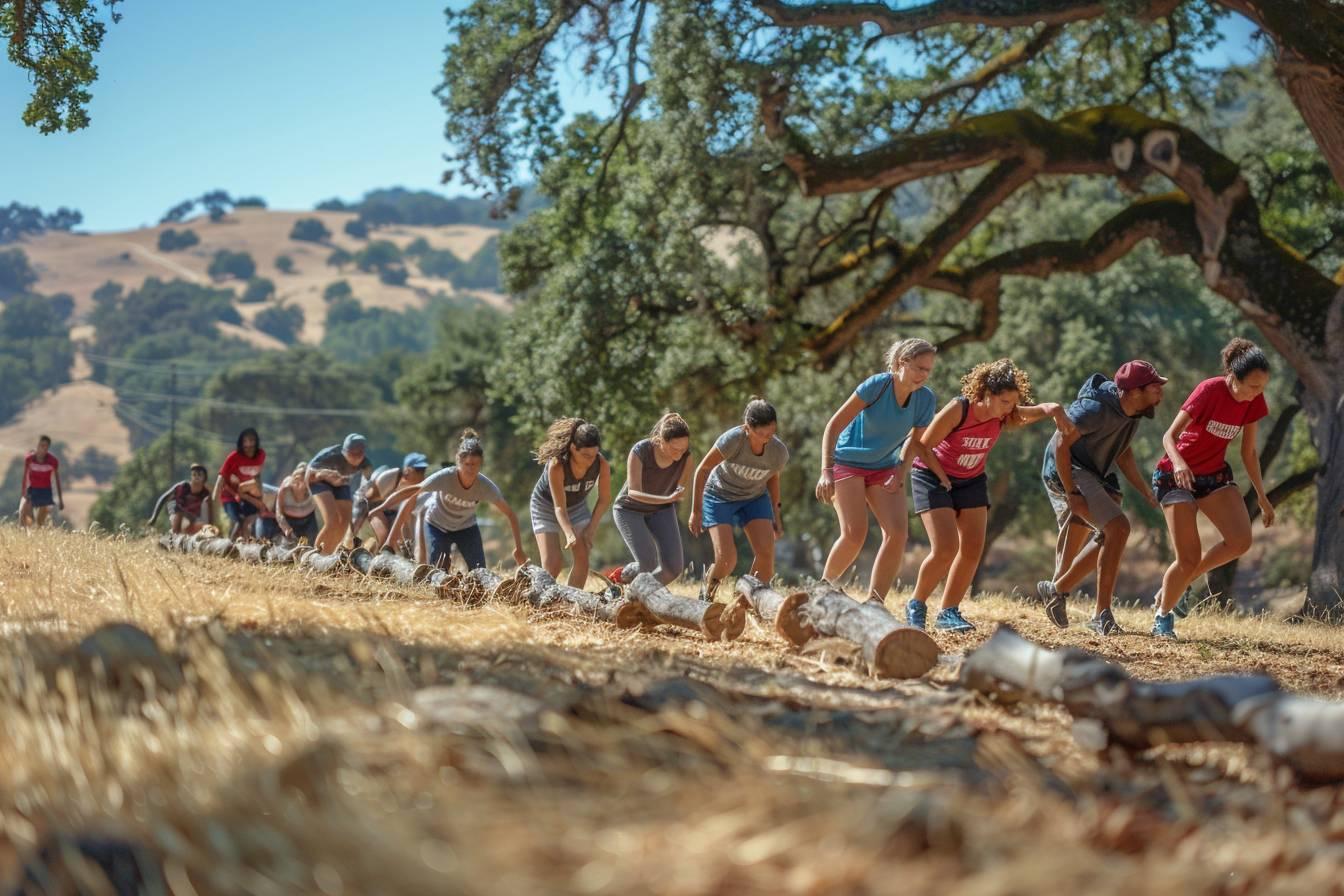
xmin=1041 ymin=374 xmax=1152 ymax=481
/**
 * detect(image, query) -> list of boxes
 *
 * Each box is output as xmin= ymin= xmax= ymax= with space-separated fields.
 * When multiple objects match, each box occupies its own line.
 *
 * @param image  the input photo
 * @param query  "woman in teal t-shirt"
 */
xmin=815 ymin=337 xmax=951 ymax=606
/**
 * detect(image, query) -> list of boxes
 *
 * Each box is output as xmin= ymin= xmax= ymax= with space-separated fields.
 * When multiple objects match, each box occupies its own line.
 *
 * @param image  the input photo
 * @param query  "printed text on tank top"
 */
xmin=563 ymin=457 xmax=598 ymax=494
xmin=723 ymin=430 xmax=773 ymax=482
xmin=438 ymin=470 xmax=481 ymax=509
xmin=917 ymin=397 xmax=1005 ymax=479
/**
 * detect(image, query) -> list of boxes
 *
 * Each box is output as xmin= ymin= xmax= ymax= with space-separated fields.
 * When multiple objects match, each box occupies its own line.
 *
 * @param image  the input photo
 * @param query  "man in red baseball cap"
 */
xmin=1037 ymin=360 xmax=1167 ymax=635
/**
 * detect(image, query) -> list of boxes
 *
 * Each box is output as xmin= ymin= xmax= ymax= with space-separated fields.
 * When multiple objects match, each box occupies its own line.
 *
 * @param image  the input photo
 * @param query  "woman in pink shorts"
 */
xmin=815 ymin=338 xmax=949 ymax=605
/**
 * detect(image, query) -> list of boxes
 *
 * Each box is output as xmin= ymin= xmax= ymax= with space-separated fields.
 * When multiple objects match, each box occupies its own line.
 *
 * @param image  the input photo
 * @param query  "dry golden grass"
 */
xmin=2 ymin=526 xmax=1343 ymax=894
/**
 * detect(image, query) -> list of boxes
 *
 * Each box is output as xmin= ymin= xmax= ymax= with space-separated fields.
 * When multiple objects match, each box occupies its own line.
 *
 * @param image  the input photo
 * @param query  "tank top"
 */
xmin=615 ymin=440 xmax=688 ymax=514
xmin=914 ymin=397 xmax=1004 ymax=480
xmin=280 ymin=480 xmax=317 ymax=517
xmin=532 ymin=455 xmax=602 ymax=510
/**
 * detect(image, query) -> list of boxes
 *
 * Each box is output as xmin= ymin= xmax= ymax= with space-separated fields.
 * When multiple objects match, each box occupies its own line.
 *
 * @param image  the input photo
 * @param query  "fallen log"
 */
xmin=628 ymin=573 xmax=743 ymax=641
xmin=301 ymin=549 xmax=349 ymax=575
xmin=1238 ymin=693 xmax=1344 ymax=785
xmin=800 ymin=584 xmax=939 ymax=679
xmin=450 ymin=567 xmax=505 ymax=605
xmin=368 ymin=550 xmax=430 ymax=585
xmin=266 ymin=543 xmax=312 ymax=565
xmin=735 ymin=575 xmax=814 ymax=647
xmin=235 ymin=542 xmax=270 ymax=564
xmin=516 ymin=565 xmax=651 ymax=629
xmin=193 ymin=536 xmax=238 ymax=558
xmin=350 ymin=546 xmax=375 ymax=575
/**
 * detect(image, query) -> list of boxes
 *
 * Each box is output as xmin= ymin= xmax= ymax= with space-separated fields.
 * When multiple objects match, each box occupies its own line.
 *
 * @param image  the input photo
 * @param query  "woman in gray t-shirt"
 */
xmin=606 ymin=413 xmax=694 ymax=586
xmin=690 ymin=398 xmax=789 ymax=602
xmin=530 ymin=417 xmax=612 ymax=588
xmin=372 ymin=429 xmax=528 ymax=571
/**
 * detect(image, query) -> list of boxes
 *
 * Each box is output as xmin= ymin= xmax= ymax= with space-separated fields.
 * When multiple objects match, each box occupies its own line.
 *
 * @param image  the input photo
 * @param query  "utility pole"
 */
xmin=168 ymin=363 xmax=177 ymax=481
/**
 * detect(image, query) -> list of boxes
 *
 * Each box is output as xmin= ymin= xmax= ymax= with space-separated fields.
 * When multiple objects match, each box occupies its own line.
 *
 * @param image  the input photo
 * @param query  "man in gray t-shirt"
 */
xmin=705 ymin=427 xmax=789 ymax=502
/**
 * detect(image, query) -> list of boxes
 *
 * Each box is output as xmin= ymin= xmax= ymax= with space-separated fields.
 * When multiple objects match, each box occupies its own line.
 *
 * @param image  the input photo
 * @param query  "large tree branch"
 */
xmin=752 ymin=0 xmax=1179 ymax=35
xmin=911 ymin=23 xmax=1063 ymax=125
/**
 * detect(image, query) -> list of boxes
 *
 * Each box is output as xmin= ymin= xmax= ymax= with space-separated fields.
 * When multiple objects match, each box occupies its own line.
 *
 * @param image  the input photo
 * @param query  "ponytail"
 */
xmin=1221 ymin=337 xmax=1270 ymax=380
xmin=457 ymin=427 xmax=484 ymax=460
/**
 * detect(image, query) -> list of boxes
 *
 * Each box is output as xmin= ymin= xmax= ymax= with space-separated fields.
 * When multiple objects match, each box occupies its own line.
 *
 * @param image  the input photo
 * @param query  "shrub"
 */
xmin=275 ymin=254 xmax=295 ymax=274
xmin=326 ymin=248 xmax=353 ymax=269
xmin=416 ymin=247 xmax=460 ymax=279
xmin=78 ymin=446 xmax=120 ymax=484
xmin=343 ymin=219 xmax=369 ymax=239
xmin=323 ymin=280 xmax=353 ymax=302
xmin=404 ymin=237 xmax=431 ymax=257
xmin=0 ymin=247 xmax=38 ymax=297
xmin=290 ymin=217 xmax=332 ymax=243
xmin=208 ymin=249 xmax=256 ymax=281
xmin=157 ymin=228 xmax=199 ymax=252
xmin=379 ymin=266 xmax=409 ymax=286
xmin=234 ymin=196 xmax=267 ymax=208
xmin=255 ymin=304 xmax=304 ymax=344
xmin=240 ymin=277 xmax=275 ymax=304
xmin=354 ymin=240 xmax=402 ymax=273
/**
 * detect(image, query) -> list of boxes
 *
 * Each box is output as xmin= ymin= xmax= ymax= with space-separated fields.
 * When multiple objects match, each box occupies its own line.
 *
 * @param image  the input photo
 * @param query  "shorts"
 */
xmin=425 ymin=521 xmax=486 ymax=570
xmin=170 ymin=504 xmax=204 ymax=523
xmin=223 ymin=500 xmax=258 ymax=524
xmin=833 ymin=463 xmax=899 ymax=488
xmin=1152 ymin=463 xmax=1235 ymax=505
xmin=531 ymin=494 xmax=594 ymax=535
xmin=311 ymin=481 xmax=352 ymax=501
xmin=911 ymin=467 xmax=989 ymax=514
xmin=701 ymin=491 xmax=774 ymax=529
xmin=1044 ymin=468 xmax=1124 ymax=532
xmin=26 ymin=487 xmax=54 ymax=507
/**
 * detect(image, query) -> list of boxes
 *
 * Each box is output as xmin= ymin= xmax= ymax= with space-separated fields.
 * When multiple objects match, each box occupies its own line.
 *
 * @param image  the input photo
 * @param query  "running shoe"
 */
xmin=934 ymin=607 xmax=976 ymax=633
xmin=1038 ymin=580 xmax=1069 ymax=628
xmin=905 ymin=598 xmax=928 ymax=631
xmin=1152 ymin=611 xmax=1178 ymax=640
xmin=1085 ymin=609 xmax=1123 ymax=636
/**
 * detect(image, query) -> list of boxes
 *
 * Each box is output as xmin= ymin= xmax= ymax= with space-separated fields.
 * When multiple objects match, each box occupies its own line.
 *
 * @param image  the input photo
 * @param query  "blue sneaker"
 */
xmin=1151 ymin=611 xmax=1178 ymax=640
xmin=934 ymin=606 xmax=976 ymax=633
xmin=905 ymin=598 xmax=928 ymax=630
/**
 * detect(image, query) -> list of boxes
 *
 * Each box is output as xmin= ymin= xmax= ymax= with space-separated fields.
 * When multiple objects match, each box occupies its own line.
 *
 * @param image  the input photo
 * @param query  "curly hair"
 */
xmin=534 ymin=417 xmax=601 ymax=464
xmin=960 ymin=358 xmax=1034 ymax=404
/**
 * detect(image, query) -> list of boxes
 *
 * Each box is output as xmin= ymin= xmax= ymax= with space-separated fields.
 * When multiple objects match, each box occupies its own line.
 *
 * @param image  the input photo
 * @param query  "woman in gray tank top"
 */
xmin=606 ymin=413 xmax=693 ymax=586
xmin=529 ymin=418 xmax=612 ymax=587
xmin=690 ymin=398 xmax=789 ymax=602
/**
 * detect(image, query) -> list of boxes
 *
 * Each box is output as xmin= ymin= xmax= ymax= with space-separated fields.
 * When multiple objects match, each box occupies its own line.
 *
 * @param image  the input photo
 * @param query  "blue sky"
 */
xmin=0 ymin=3 xmax=1262 ymax=232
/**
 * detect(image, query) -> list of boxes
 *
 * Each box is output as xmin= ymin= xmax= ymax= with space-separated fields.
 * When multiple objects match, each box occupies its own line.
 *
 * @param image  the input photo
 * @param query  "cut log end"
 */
xmin=720 ymin=601 xmax=747 ymax=641
xmin=871 ymin=627 xmax=940 ymax=679
xmin=612 ymin=601 xmax=649 ymax=630
xmin=699 ymin=602 xmax=726 ymax=640
xmin=775 ymin=591 xmax=815 ymax=647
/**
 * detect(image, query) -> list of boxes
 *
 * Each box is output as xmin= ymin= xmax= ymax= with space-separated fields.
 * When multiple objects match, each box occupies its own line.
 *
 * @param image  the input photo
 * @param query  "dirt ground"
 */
xmin=1 ymin=527 xmax=1342 ymax=894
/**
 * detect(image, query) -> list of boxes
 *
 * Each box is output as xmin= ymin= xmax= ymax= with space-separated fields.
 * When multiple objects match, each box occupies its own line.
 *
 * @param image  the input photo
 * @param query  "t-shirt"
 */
xmin=834 ymin=374 xmax=936 ymax=470
xmin=706 ymin=427 xmax=789 ymax=502
xmin=358 ymin=466 xmax=404 ymax=501
xmin=615 ymin=439 xmax=689 ymax=513
xmin=171 ymin=481 xmax=209 ymax=517
xmin=218 ymin=449 xmax=266 ymax=504
xmin=423 ymin=466 xmax=504 ymax=532
xmin=24 ymin=451 xmax=59 ymax=489
xmin=914 ymin=398 xmax=1005 ymax=480
xmin=308 ymin=444 xmax=361 ymax=481
xmin=1157 ymin=377 xmax=1269 ymax=476
xmin=1042 ymin=375 xmax=1147 ymax=481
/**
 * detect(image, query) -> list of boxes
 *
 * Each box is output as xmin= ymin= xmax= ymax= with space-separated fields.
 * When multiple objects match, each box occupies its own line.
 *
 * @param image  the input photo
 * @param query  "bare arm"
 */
xmin=1012 ymin=402 xmax=1073 ymax=434
xmin=583 ymin=457 xmax=613 ymax=547
xmin=20 ymin=458 xmax=30 ymax=495
xmin=382 ymin=492 xmax=421 ymax=551
xmin=490 ymin=497 xmax=529 ymax=565
xmin=149 ymin=485 xmax=175 ymax=524
xmin=767 ymin=473 xmax=783 ymax=536
xmin=622 ymin=448 xmax=682 ymax=505
xmin=689 ymin=446 xmax=725 ymax=537
xmin=815 ymin=394 xmax=865 ymax=503
xmin=371 ymin=483 xmax=421 ymax=516
xmin=547 ymin=460 xmax=578 ymax=547
xmin=1054 ymin=429 xmax=1080 ymax=496
xmin=1116 ymin=446 xmax=1158 ymax=508
xmin=1240 ymin=420 xmax=1274 ymax=526
xmin=53 ymin=469 xmax=63 ymax=507
xmin=211 ymin=474 xmax=225 ymax=504
xmin=909 ymin=425 xmax=951 ymax=489
xmin=1161 ymin=409 xmax=1196 ymax=490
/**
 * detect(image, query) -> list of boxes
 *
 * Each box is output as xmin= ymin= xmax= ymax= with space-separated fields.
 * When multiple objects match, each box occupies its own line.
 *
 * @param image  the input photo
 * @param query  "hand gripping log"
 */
xmin=235 ymin=542 xmax=270 ymax=564
xmin=626 ymin=573 xmax=745 ymax=641
xmin=801 ymin=583 xmax=939 ymax=679
xmin=735 ymin=575 xmax=814 ymax=647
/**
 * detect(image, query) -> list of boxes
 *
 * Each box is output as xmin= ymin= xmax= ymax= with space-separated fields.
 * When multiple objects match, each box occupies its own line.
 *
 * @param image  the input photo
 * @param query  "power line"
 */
xmin=113 ymin=388 xmax=370 ymax=417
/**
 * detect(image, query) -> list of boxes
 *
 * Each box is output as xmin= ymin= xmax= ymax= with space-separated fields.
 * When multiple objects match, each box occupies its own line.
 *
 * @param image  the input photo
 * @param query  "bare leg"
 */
xmin=18 ymin=497 xmax=34 ymax=528
xmin=940 ymin=506 xmax=988 ymax=610
xmin=1054 ymin=516 xmax=1093 ymax=582
xmin=1156 ymin=501 xmax=1202 ymax=614
xmin=537 ymin=531 xmax=565 ymax=579
xmin=821 ymin=476 xmax=869 ymax=582
xmin=864 ymin=483 xmax=909 ymax=601
xmin=312 ymin=491 xmax=343 ymax=554
xmin=742 ymin=518 xmax=777 ymax=582
xmin=567 ymin=526 xmax=592 ymax=588
xmin=1188 ymin=486 xmax=1255 ymax=580
xmin=911 ymin=508 xmax=958 ymax=605
xmin=705 ymin=524 xmax=738 ymax=599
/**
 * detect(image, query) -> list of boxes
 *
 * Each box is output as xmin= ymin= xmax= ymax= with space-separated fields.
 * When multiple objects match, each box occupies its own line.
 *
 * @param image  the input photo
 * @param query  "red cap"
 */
xmin=1114 ymin=360 xmax=1169 ymax=391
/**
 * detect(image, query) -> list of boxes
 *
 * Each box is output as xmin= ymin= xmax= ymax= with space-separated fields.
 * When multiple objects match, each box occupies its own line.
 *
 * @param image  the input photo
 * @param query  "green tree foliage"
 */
xmin=254 ymin=303 xmax=304 ymax=344
xmin=316 ymin=186 xmax=545 ymax=229
xmin=379 ymin=266 xmax=409 ymax=286
xmin=0 ymin=247 xmax=38 ymax=297
xmin=343 ymin=218 xmax=369 ymax=239
xmin=353 ymin=240 xmax=402 ymax=273
xmin=156 ymin=228 xmax=200 ymax=252
xmin=234 ymin=196 xmax=267 ymax=208
xmin=240 ymin=277 xmax=275 ymax=304
xmin=449 ymin=237 xmax=499 ymax=290
xmin=0 ymin=292 xmax=74 ymax=422
xmin=76 ymin=446 xmax=119 ymax=484
xmin=321 ymin=296 xmax=446 ymax=362
xmin=0 ymin=202 xmax=83 ymax=243
xmin=2 ymin=0 xmax=122 ymax=132
xmin=275 ymin=254 xmax=295 ymax=274
xmin=290 ymin=217 xmax=332 ymax=243
xmin=89 ymin=430 xmax=218 ymax=532
xmin=323 ymin=280 xmax=353 ymax=302
xmin=416 ymin=247 xmax=461 ymax=280
xmin=208 ymin=249 xmax=256 ymax=281
xmin=326 ymin=248 xmax=353 ymax=269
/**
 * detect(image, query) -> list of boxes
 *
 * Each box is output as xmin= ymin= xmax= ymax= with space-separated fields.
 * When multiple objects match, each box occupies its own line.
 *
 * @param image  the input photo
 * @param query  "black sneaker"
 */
xmin=1038 ymin=581 xmax=1068 ymax=628
xmin=1085 ymin=609 xmax=1123 ymax=636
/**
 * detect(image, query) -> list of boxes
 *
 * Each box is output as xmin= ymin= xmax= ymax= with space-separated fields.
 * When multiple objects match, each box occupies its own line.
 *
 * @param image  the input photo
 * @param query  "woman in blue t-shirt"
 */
xmin=816 ymin=337 xmax=951 ymax=606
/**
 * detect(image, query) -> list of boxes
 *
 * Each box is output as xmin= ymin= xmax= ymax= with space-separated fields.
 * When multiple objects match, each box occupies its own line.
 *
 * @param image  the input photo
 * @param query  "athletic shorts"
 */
xmin=170 ymin=504 xmax=204 ymax=523
xmin=223 ymin=501 xmax=258 ymax=524
xmin=833 ymin=463 xmax=899 ymax=488
xmin=1044 ymin=468 xmax=1124 ymax=531
xmin=26 ymin=487 xmax=54 ymax=507
xmin=530 ymin=494 xmax=593 ymax=535
xmin=701 ymin=492 xmax=774 ymax=529
xmin=1152 ymin=462 xmax=1235 ymax=506
xmin=911 ymin=467 xmax=989 ymax=514
xmin=310 ymin=481 xmax=352 ymax=501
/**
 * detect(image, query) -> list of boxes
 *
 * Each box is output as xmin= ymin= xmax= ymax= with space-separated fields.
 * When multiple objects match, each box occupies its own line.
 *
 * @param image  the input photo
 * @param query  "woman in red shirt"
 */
xmin=1150 ymin=338 xmax=1274 ymax=640
xmin=213 ymin=428 xmax=266 ymax=540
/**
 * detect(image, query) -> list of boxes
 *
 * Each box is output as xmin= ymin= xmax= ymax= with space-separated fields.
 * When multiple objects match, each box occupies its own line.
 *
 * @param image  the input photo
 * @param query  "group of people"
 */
xmin=93 ymin=335 xmax=1275 ymax=643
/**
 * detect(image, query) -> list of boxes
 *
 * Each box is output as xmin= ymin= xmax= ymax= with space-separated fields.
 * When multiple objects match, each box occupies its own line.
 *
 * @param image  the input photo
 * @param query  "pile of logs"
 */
xmin=962 ymin=625 xmax=1344 ymax=784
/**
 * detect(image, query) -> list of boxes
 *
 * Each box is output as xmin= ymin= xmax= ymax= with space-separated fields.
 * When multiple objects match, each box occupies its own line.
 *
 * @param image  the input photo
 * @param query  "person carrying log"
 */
xmin=1037 ymin=361 xmax=1166 ymax=636
xmin=1149 ymin=339 xmax=1275 ymax=640
xmin=605 ymin=412 xmax=693 ymax=586
xmin=375 ymin=429 xmax=528 ymax=571
xmin=212 ymin=428 xmax=266 ymax=541
xmin=306 ymin=433 xmax=369 ymax=555
xmin=689 ymin=398 xmax=789 ymax=602
xmin=907 ymin=360 xmax=1074 ymax=632
xmin=148 ymin=463 xmax=214 ymax=535
xmin=18 ymin=435 xmax=64 ymax=528
xmin=529 ymin=419 xmax=610 ymax=587
xmin=814 ymin=337 xmax=942 ymax=610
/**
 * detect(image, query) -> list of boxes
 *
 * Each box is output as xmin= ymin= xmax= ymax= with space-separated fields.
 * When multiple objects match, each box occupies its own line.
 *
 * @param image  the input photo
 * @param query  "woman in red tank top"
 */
xmin=905 ymin=360 xmax=1073 ymax=633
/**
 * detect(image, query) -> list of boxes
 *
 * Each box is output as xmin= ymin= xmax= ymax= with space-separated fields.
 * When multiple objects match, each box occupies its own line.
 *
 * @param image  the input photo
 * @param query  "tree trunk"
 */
xmin=1300 ymin=381 xmax=1344 ymax=619
xmin=735 ymin=574 xmax=815 ymax=646
xmin=627 ymin=573 xmax=745 ymax=641
xmin=800 ymin=583 xmax=939 ymax=679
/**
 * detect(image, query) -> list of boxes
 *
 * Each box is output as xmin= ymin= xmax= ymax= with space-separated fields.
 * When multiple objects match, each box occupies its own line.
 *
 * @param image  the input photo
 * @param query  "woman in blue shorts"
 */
xmin=689 ymin=398 xmax=789 ymax=602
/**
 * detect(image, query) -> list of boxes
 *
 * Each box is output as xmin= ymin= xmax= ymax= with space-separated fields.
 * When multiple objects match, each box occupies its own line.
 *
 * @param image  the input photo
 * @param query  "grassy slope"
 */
xmin=1 ymin=527 xmax=1342 ymax=893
